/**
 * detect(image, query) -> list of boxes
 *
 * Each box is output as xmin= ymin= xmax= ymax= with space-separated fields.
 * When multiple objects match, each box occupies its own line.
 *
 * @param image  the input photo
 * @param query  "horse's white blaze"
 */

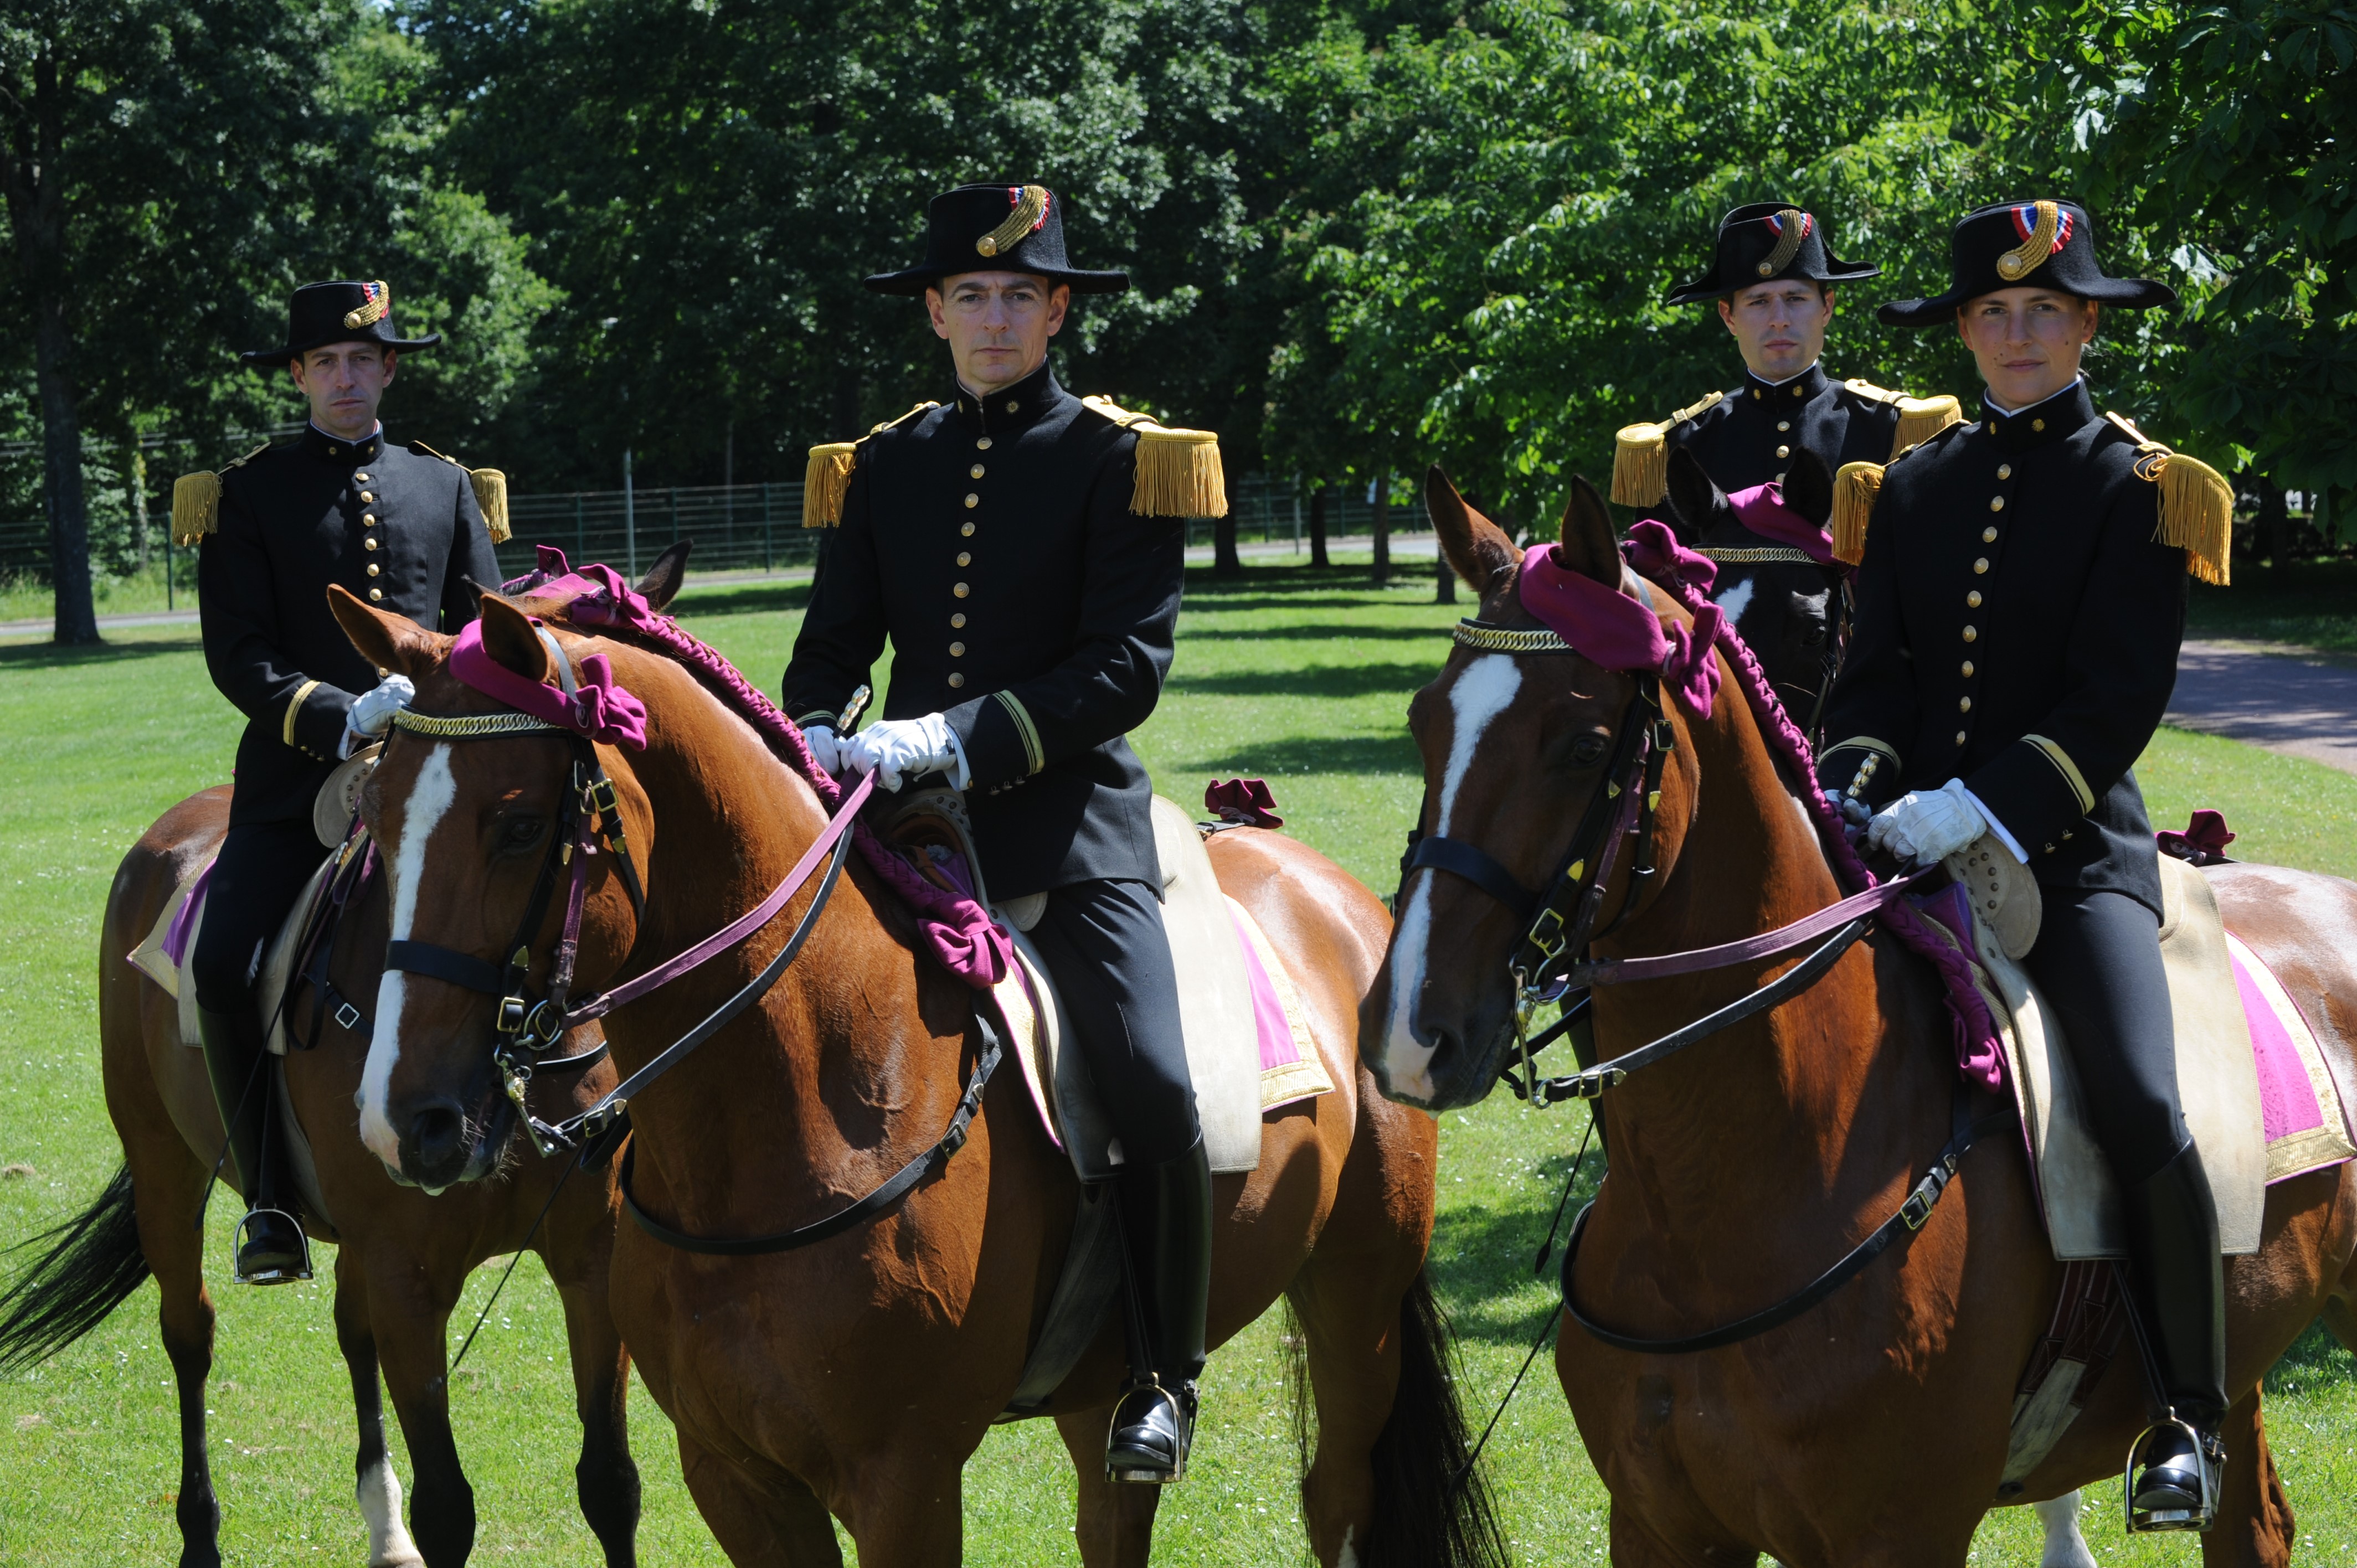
xmin=359 ymin=744 xmax=457 ymax=1164
xmin=1384 ymin=654 xmax=1522 ymax=1100
xmin=1337 ymin=1525 xmax=1361 ymax=1568
xmin=1711 ymin=575 xmax=1757 ymax=625
xmin=2032 ymin=1492 xmax=2095 ymax=1568
xmin=358 ymin=1454 xmax=422 ymax=1567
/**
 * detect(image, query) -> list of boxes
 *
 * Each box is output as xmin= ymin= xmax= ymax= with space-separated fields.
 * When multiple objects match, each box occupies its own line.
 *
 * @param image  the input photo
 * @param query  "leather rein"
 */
xmin=377 ymin=636 xmax=1003 ymax=1256
xmin=1402 ymin=604 xmax=1999 ymax=1354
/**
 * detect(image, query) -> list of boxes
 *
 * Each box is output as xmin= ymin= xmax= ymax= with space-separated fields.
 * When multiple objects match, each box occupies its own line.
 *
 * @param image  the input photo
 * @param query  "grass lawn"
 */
xmin=3 ymin=562 xmax=2353 ymax=1564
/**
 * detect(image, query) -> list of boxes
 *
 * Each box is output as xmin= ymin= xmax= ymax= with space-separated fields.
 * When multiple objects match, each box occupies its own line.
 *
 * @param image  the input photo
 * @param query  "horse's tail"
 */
xmin=1362 ymin=1267 xmax=1511 ymax=1568
xmin=0 ymin=1165 xmax=151 ymax=1376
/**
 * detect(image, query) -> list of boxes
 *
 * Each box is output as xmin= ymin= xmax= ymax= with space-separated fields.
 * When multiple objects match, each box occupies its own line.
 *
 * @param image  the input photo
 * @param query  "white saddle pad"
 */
xmin=126 ymin=845 xmax=343 ymax=1059
xmin=995 ymin=796 xmax=1331 ymax=1179
xmin=1976 ymin=854 xmax=2266 ymax=1257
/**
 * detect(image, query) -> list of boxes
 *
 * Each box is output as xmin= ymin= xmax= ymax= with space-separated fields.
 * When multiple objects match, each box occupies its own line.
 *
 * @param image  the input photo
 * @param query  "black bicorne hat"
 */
xmin=239 ymin=280 xmax=441 ymax=367
xmin=1878 ymin=200 xmax=2177 ymax=327
xmin=1663 ymin=201 xmax=1880 ymax=307
xmin=863 ymin=183 xmax=1129 ymax=297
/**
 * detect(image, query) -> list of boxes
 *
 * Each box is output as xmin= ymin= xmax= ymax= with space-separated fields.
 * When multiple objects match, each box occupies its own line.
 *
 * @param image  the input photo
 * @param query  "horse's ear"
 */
xmin=1782 ymin=448 xmax=1835 ymax=528
xmin=1426 ymin=464 xmax=1521 ymax=592
xmin=1555 ymin=475 xmax=1622 ymax=585
xmin=477 ymin=593 xmax=552 ymax=682
xmin=1664 ymin=446 xmax=1720 ymax=546
xmin=329 ymin=585 xmax=443 ymax=675
xmin=636 ymin=540 xmax=692 ymax=612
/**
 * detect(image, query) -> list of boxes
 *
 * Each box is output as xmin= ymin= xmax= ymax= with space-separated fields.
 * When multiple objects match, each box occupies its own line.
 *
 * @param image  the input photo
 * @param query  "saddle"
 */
xmin=880 ymin=790 xmax=1335 ymax=1181
xmin=1917 ymin=834 xmax=2356 ymax=1261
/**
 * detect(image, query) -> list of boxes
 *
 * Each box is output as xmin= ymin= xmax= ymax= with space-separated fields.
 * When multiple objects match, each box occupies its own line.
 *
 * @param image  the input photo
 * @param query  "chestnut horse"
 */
xmin=321 ymin=580 xmax=1504 ymax=1568
xmin=0 ymin=567 xmax=719 ymax=1567
xmin=1363 ymin=467 xmax=2357 ymax=1565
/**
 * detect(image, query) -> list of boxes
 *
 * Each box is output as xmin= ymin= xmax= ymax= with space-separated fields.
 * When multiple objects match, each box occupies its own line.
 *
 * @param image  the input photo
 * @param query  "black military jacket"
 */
xmin=1671 ymin=364 xmax=1922 ymax=495
xmin=1816 ymin=379 xmax=2186 ymax=915
xmin=780 ymin=363 xmax=1185 ymax=899
xmin=198 ymin=425 xmax=500 ymax=827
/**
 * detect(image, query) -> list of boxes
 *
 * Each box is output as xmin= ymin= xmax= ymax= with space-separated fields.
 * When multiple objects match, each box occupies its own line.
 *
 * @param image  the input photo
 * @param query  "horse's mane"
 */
xmin=518 ymin=568 xmax=1004 ymax=987
xmin=1627 ymin=534 xmax=2003 ymax=1089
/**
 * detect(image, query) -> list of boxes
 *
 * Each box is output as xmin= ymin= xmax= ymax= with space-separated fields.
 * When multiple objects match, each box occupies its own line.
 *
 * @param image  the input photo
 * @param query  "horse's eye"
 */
xmin=501 ymin=817 xmax=546 ymax=851
xmin=1801 ymin=623 xmax=1828 ymax=647
xmin=1568 ymin=734 xmax=1610 ymax=768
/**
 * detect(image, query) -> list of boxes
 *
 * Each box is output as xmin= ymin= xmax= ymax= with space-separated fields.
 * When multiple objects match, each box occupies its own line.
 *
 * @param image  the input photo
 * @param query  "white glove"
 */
xmin=342 ymin=675 xmax=415 ymax=758
xmin=802 ymin=724 xmax=845 ymax=775
xmin=842 ymin=713 xmax=967 ymax=792
xmin=1866 ymin=778 xmax=1988 ymax=868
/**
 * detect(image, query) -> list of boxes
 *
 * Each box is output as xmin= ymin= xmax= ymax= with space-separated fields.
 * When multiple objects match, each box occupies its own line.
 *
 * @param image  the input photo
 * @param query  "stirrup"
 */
xmin=230 ymin=1206 xmax=313 ymax=1286
xmin=2123 ymin=1416 xmax=2221 ymax=1534
xmin=1104 ymin=1378 xmax=1192 ymax=1486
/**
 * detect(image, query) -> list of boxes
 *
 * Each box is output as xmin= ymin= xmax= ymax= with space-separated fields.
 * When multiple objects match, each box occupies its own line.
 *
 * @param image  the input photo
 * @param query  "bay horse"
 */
xmin=1363 ymin=466 xmax=2357 ymax=1565
xmin=0 ymin=559 xmax=711 ymax=1567
xmin=320 ymin=576 xmax=1505 ymax=1568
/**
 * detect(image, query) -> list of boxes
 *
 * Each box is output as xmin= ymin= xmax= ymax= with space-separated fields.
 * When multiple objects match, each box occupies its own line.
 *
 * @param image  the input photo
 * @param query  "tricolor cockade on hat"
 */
xmin=1663 ymin=201 xmax=1881 ymax=307
xmin=1877 ymin=200 xmax=2177 ymax=327
xmin=863 ymin=183 xmax=1129 ymax=297
xmin=239 ymin=279 xmax=441 ymax=367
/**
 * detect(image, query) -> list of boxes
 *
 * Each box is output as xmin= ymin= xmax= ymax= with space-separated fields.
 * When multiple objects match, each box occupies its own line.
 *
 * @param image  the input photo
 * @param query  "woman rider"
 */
xmin=1816 ymin=199 xmax=2234 ymax=1533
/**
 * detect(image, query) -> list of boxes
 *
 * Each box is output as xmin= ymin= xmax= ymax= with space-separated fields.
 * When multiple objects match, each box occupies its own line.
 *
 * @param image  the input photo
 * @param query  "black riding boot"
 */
xmin=2121 ymin=1139 xmax=2226 ymax=1531
xmin=1105 ymin=1137 xmax=1212 ymax=1483
xmin=195 ymin=1004 xmax=310 ymax=1285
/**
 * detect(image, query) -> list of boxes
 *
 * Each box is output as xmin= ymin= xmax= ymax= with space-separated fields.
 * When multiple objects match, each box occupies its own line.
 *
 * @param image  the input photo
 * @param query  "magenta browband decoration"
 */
xmin=448 ymin=617 xmax=650 ymax=749
xmin=1517 ymin=539 xmax=1723 ymax=719
xmin=1726 ymin=482 xmax=1839 ymax=567
xmin=502 ymin=547 xmax=1011 ymax=988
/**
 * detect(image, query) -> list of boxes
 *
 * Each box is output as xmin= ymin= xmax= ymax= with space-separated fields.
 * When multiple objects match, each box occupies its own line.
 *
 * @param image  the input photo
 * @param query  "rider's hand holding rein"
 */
xmin=802 ymin=723 xmax=846 ymax=776
xmin=842 ymin=713 xmax=968 ymax=792
xmin=1866 ymin=778 xmax=2019 ymax=868
xmin=342 ymin=674 xmax=415 ymax=757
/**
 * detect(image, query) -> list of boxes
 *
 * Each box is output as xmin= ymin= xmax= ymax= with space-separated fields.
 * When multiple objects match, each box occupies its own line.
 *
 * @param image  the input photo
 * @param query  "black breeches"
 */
xmin=2023 ymin=887 xmax=2189 ymax=1186
xmin=191 ymin=819 xmax=325 ymax=1016
xmin=1025 ymin=876 xmax=1201 ymax=1168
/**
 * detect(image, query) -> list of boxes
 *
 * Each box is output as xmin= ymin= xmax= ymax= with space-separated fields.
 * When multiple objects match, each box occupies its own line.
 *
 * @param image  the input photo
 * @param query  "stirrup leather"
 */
xmin=230 ymin=1206 xmax=314 ymax=1286
xmin=1104 ymin=1376 xmax=1192 ymax=1486
xmin=2123 ymin=1415 xmax=2221 ymax=1533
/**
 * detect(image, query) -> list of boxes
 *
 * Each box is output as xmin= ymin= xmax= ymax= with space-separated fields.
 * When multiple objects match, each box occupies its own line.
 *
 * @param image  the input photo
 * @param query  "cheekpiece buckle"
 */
xmin=496 ymin=993 xmax=529 ymax=1035
xmin=1900 ymin=1163 xmax=1952 ymax=1230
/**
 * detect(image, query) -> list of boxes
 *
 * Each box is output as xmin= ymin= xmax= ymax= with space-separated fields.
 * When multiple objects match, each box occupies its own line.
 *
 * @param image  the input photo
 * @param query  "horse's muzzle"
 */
xmin=389 ymin=1092 xmax=514 ymax=1190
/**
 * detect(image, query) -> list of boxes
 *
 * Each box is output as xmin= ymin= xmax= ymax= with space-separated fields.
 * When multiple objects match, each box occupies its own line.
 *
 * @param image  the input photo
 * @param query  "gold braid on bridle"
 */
xmin=391 ymin=709 xmax=570 ymax=740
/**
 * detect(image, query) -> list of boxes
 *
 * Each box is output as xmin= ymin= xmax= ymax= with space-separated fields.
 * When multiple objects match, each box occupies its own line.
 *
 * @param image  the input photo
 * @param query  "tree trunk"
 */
xmin=4 ymin=47 xmax=100 ymax=643
xmin=1213 ymin=509 xmax=1241 ymax=576
xmin=1435 ymin=548 xmax=1455 ymax=604
xmin=1309 ymin=483 xmax=1330 ymax=567
xmin=2255 ymin=476 xmax=2288 ymax=570
xmin=1370 ymin=467 xmax=1392 ymax=587
xmin=130 ymin=439 xmax=150 ymax=570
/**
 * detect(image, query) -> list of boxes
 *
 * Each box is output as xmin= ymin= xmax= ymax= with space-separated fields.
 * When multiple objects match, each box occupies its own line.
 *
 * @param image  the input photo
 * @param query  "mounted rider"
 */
xmin=177 ymin=281 xmax=506 ymax=1282
xmin=1818 ymin=200 xmax=2235 ymax=1531
xmin=1613 ymin=201 xmax=1962 ymax=512
xmin=779 ymin=183 xmax=1223 ymax=1484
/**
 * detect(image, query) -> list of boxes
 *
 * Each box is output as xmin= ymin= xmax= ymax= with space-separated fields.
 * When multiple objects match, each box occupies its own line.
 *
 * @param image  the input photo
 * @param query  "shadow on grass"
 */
xmin=1169 ymin=662 xmax=1434 ymax=700
xmin=1185 ymin=736 xmax=1421 ymax=777
xmin=1428 ymin=1146 xmax=1603 ymax=1346
xmin=1180 ymin=621 xmax=1451 ymax=644
xmin=0 ymin=636 xmax=203 ymax=670
xmin=2266 ymin=1316 xmax=2353 ymax=1396
xmin=672 ymin=580 xmax=815 ymax=618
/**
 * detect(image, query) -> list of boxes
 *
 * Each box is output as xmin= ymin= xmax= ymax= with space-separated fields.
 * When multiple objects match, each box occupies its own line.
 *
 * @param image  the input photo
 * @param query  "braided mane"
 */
xmin=1625 ymin=528 xmax=2003 ymax=1090
xmin=518 ymin=555 xmax=1007 ymax=988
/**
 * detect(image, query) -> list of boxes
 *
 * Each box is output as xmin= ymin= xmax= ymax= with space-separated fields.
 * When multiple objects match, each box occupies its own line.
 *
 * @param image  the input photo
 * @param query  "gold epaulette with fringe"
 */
xmin=2106 ymin=412 xmax=2233 ymax=586
xmin=1080 ymin=396 xmax=1228 ymax=518
xmin=802 ymin=403 xmax=940 ymax=528
xmin=171 ymin=443 xmax=269 ymax=546
xmin=1831 ymin=461 xmax=1885 ymax=566
xmin=1612 ymin=391 xmax=1723 ymax=507
xmin=1844 ymin=379 xmax=1965 ymax=460
xmin=411 ymin=441 xmax=512 ymax=543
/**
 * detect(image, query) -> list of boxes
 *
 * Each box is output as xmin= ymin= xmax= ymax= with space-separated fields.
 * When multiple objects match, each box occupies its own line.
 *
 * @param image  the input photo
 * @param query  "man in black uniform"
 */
xmin=1612 ymin=201 xmax=1962 ymax=513
xmin=1816 ymin=200 xmax=2235 ymax=1531
xmin=780 ymin=183 xmax=1224 ymax=1483
xmin=178 ymin=280 xmax=506 ymax=1281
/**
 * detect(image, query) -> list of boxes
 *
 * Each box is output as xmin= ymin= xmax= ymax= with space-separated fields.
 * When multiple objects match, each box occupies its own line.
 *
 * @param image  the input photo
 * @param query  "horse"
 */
xmin=0 ymin=558 xmax=708 ymax=1568
xmin=318 ymin=573 xmax=1507 ymax=1568
xmin=1361 ymin=466 xmax=2357 ymax=1565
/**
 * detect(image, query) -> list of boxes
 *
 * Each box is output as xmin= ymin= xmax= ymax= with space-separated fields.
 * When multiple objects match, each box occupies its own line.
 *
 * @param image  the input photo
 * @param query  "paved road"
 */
xmin=2165 ymin=639 xmax=2357 ymax=777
